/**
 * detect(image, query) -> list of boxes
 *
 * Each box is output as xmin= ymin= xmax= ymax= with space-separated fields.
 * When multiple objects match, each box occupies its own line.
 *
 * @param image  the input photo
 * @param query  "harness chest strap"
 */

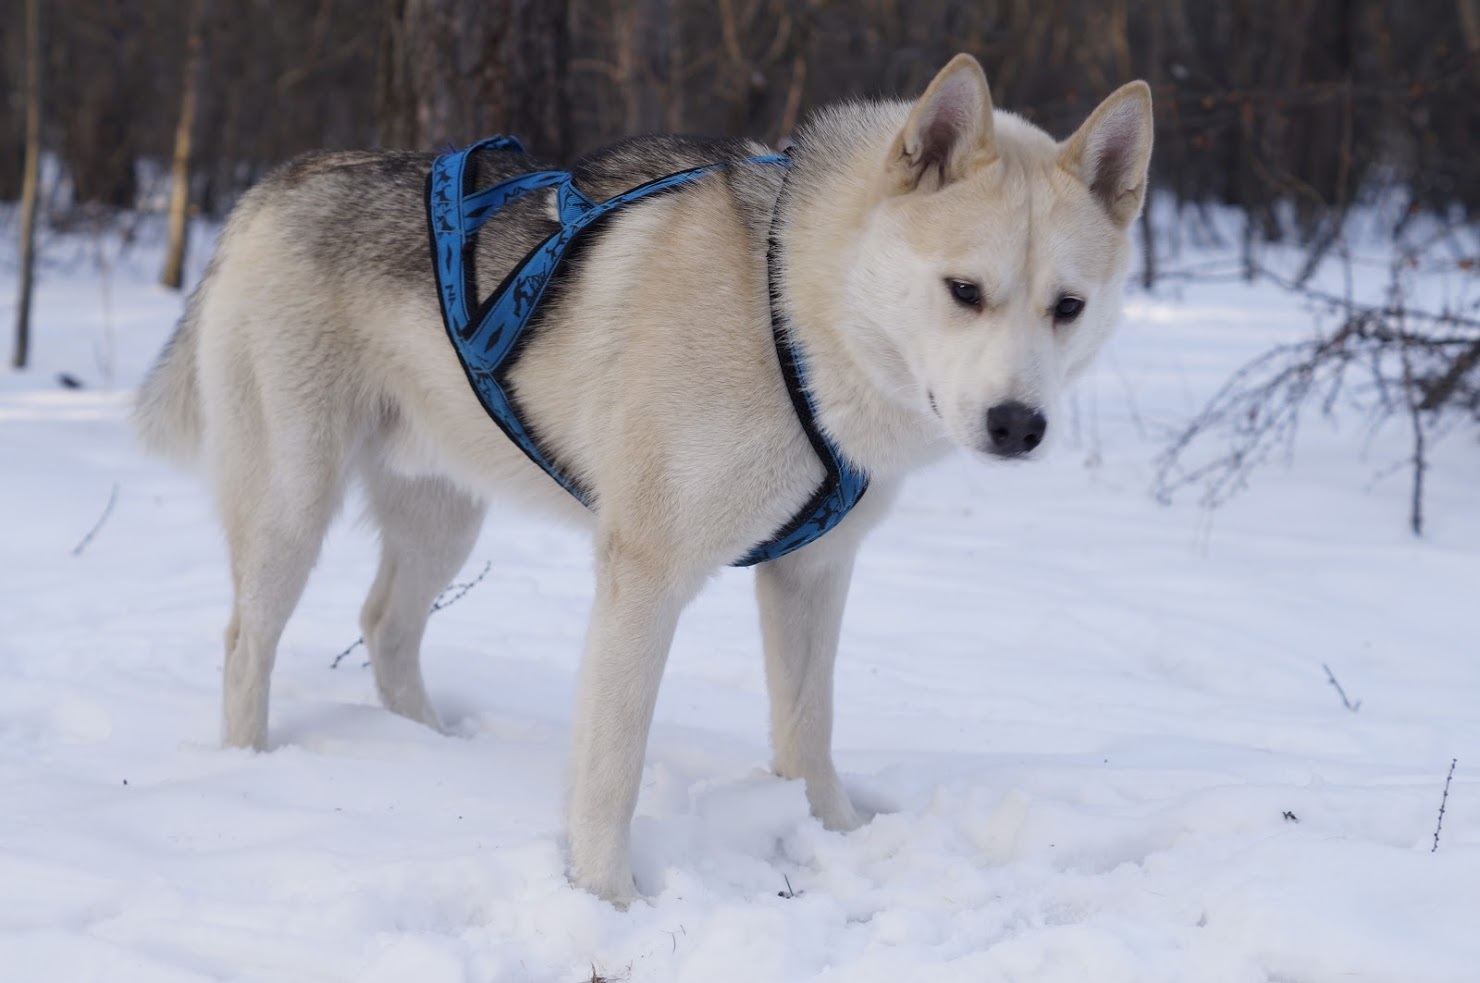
xmin=425 ymin=135 xmax=868 ymax=566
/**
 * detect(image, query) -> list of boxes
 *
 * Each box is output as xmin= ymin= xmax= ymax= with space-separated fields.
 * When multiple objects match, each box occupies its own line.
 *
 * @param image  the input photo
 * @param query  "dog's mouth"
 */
xmin=927 ymin=390 xmax=940 ymax=417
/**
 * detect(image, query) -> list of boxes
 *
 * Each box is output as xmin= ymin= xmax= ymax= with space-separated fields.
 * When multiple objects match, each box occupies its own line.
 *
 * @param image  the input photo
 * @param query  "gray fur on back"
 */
xmin=242 ymin=134 xmax=785 ymax=322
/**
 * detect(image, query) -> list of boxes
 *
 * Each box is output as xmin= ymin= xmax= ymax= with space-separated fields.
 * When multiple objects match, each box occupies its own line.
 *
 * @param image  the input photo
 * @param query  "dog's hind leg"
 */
xmin=358 ymin=463 xmax=485 ymax=731
xmin=217 ymin=427 xmax=347 ymax=750
xmin=756 ymin=545 xmax=863 ymax=832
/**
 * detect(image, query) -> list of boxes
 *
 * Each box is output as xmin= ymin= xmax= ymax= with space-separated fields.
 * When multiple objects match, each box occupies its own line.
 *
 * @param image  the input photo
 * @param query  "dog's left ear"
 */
xmin=889 ymin=54 xmax=997 ymax=194
xmin=1059 ymin=81 xmax=1154 ymax=228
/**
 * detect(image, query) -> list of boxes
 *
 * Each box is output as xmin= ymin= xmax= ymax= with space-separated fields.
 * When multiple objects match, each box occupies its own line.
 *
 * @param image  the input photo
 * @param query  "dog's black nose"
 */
xmin=985 ymin=401 xmax=1047 ymax=457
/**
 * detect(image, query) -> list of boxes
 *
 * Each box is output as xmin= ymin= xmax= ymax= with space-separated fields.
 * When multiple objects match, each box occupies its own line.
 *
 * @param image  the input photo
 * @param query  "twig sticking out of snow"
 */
xmin=329 ymin=636 xmax=365 ymax=669
xmin=330 ymin=561 xmax=492 ymax=668
xmin=429 ymin=560 xmax=491 ymax=614
xmin=1321 ymin=662 xmax=1362 ymax=712
xmin=72 ymin=483 xmax=119 ymax=557
xmin=1432 ymin=758 xmax=1457 ymax=853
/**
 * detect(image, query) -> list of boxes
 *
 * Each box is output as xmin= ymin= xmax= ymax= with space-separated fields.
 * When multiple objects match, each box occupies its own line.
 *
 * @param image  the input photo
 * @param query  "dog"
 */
xmin=135 ymin=53 xmax=1153 ymax=904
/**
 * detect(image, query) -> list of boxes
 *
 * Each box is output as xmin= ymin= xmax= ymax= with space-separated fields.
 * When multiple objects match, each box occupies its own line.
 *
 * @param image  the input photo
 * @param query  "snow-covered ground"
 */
xmin=2 ymin=219 xmax=1477 ymax=982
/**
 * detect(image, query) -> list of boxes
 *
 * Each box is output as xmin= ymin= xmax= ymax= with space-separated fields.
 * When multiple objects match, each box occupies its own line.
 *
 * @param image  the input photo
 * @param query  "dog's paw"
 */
xmin=567 ymin=803 xmax=645 ymax=908
xmin=817 ymin=797 xmax=864 ymax=833
xmin=809 ymin=779 xmax=866 ymax=833
xmin=570 ymin=866 xmax=640 ymax=909
xmin=412 ymin=707 xmax=449 ymax=736
xmin=379 ymin=691 xmax=446 ymax=734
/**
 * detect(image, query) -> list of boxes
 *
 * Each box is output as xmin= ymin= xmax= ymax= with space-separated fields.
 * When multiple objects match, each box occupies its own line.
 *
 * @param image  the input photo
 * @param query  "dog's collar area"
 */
xmin=425 ymin=135 xmax=868 ymax=567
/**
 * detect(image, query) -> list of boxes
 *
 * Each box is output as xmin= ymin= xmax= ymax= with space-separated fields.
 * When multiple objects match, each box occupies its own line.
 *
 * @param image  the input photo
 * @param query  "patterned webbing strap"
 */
xmin=425 ymin=135 xmax=868 ymax=567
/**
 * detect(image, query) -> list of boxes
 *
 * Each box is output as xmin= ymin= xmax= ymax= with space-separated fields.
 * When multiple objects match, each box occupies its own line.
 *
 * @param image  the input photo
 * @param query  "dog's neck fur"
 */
xmin=776 ymin=102 xmax=955 ymax=481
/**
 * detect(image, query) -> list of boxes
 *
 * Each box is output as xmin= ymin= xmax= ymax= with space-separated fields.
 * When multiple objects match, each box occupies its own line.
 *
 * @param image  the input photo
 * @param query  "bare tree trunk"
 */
xmin=1458 ymin=0 xmax=1480 ymax=85
xmin=405 ymin=0 xmax=461 ymax=144
xmin=379 ymin=0 xmax=570 ymax=157
xmin=1231 ymin=3 xmax=1261 ymax=280
xmin=490 ymin=0 xmax=572 ymax=157
xmin=161 ymin=0 xmax=209 ymax=291
xmin=664 ymin=0 xmax=685 ymax=132
xmin=776 ymin=52 xmax=807 ymax=143
xmin=12 ymin=0 xmax=41 ymax=370
xmin=375 ymin=0 xmax=414 ymax=148
xmin=62 ymin=0 xmax=139 ymax=209
xmin=637 ymin=0 xmax=675 ymax=133
xmin=1138 ymin=0 xmax=1162 ymax=289
xmin=0 ymin=35 xmax=21 ymax=201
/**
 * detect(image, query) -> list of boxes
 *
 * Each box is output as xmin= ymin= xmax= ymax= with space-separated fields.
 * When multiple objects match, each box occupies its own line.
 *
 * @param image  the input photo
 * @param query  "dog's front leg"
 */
xmin=566 ymin=532 xmax=700 ymax=904
xmin=756 ymin=546 xmax=863 ymax=832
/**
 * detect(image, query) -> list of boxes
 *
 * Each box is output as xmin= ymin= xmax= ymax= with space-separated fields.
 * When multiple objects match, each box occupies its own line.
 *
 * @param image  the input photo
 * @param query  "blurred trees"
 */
xmin=10 ymin=0 xmax=38 ymax=368
xmin=160 ymin=0 xmax=208 ymax=289
xmin=0 ymin=0 xmax=1475 ymax=238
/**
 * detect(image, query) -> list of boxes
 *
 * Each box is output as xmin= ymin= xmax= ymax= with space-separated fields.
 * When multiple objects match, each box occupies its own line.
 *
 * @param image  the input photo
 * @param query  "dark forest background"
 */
xmin=2 ymin=0 xmax=1477 ymax=525
xmin=2 ymin=0 xmax=1477 ymax=243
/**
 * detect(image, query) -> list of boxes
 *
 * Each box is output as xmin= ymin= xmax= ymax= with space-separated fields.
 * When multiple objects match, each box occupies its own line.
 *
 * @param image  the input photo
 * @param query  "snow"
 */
xmin=2 ymin=219 xmax=1477 ymax=982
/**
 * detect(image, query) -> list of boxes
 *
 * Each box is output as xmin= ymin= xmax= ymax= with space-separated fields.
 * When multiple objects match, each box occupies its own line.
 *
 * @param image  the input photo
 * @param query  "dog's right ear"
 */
xmin=888 ymin=54 xmax=997 ymax=194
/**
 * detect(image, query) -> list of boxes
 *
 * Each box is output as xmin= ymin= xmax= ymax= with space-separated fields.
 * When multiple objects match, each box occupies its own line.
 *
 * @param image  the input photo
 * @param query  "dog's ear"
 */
xmin=889 ymin=54 xmax=996 ymax=194
xmin=1059 ymin=81 xmax=1154 ymax=228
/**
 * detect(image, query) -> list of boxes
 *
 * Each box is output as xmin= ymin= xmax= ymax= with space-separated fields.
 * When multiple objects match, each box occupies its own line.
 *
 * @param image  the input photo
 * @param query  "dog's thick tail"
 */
xmin=134 ymin=288 xmax=205 ymax=466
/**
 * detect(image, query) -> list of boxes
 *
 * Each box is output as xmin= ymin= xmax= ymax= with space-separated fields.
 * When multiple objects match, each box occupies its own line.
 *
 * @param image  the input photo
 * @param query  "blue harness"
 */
xmin=425 ymin=136 xmax=868 ymax=566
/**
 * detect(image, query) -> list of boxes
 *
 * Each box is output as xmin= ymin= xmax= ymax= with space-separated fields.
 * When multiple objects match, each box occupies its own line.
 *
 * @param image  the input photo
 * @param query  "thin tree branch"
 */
xmin=1432 ymin=757 xmax=1457 ymax=852
xmin=72 ymin=483 xmax=119 ymax=557
xmin=1322 ymin=662 xmax=1362 ymax=713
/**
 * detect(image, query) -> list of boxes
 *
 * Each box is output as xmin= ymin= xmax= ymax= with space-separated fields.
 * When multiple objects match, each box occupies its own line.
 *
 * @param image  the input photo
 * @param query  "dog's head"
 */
xmin=848 ymin=55 xmax=1153 ymax=460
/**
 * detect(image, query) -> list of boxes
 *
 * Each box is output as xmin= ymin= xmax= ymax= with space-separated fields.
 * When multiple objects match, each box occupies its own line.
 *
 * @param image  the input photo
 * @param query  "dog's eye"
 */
xmin=1052 ymin=296 xmax=1085 ymax=323
xmin=947 ymin=279 xmax=982 ymax=309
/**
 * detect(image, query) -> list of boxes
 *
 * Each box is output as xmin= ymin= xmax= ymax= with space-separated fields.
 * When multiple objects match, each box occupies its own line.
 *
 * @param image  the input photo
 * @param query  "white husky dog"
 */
xmin=136 ymin=53 xmax=1152 ymax=903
